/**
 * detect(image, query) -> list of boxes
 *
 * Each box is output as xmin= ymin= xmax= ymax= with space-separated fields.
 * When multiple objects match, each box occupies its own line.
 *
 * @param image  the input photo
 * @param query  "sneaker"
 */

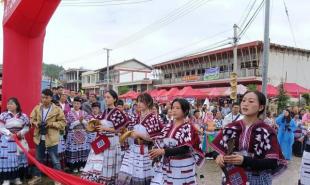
xmin=73 ymin=169 xmax=78 ymax=173
xmin=2 ymin=180 xmax=10 ymax=185
xmin=28 ymin=176 xmax=41 ymax=185
xmin=14 ymin=178 xmax=22 ymax=185
xmin=54 ymin=182 xmax=62 ymax=185
xmin=79 ymin=167 xmax=84 ymax=172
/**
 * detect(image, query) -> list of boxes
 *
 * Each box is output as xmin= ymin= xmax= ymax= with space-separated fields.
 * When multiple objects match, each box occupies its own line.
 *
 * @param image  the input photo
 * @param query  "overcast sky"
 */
xmin=1 ymin=0 xmax=309 ymax=70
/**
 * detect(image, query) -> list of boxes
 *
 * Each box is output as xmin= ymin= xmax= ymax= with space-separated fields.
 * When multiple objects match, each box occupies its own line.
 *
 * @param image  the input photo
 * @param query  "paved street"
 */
xmin=22 ymin=156 xmax=301 ymax=185
xmin=197 ymin=156 xmax=302 ymax=185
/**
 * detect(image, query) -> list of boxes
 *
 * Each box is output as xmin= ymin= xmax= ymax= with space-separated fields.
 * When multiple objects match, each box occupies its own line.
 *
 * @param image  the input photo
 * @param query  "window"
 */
xmin=191 ymin=70 xmax=196 ymax=75
xmin=252 ymin=60 xmax=258 ymax=67
xmin=245 ymin=61 xmax=251 ymax=68
xmin=164 ymin=73 xmax=172 ymax=79
xmin=186 ymin=71 xmax=190 ymax=76
xmin=220 ymin=65 xmax=228 ymax=72
xmin=241 ymin=62 xmax=245 ymax=69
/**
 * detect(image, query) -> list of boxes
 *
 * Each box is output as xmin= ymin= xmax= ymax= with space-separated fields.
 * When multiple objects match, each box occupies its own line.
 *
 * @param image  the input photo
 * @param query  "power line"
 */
xmin=238 ymin=0 xmax=258 ymax=29
xmin=61 ymin=0 xmax=152 ymax=6
xmin=282 ymin=0 xmax=297 ymax=47
xmin=111 ymin=0 xmax=212 ymax=49
xmin=151 ymin=39 xmax=231 ymax=65
xmin=58 ymin=0 xmax=212 ymax=65
xmin=238 ymin=0 xmax=265 ymax=39
xmin=145 ymin=29 xmax=231 ymax=63
xmin=55 ymin=49 xmax=105 ymax=65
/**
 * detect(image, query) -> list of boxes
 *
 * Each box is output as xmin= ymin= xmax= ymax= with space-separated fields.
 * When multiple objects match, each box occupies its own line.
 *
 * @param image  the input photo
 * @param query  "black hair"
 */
xmin=153 ymin=103 xmax=159 ymax=112
xmin=283 ymin=109 xmax=292 ymax=123
xmin=73 ymin=97 xmax=82 ymax=103
xmin=91 ymin=102 xmax=101 ymax=108
xmin=194 ymin=109 xmax=200 ymax=114
xmin=52 ymin=100 xmax=60 ymax=106
xmin=242 ymin=91 xmax=266 ymax=117
xmin=137 ymin=93 xmax=153 ymax=109
xmin=7 ymin=97 xmax=22 ymax=114
xmin=42 ymin=89 xmax=53 ymax=97
xmin=172 ymin=98 xmax=190 ymax=117
xmin=232 ymin=102 xmax=240 ymax=107
xmin=117 ymin=99 xmax=124 ymax=106
xmin=105 ymin=89 xmax=118 ymax=105
xmin=89 ymin=93 xmax=97 ymax=98
xmin=57 ymin=86 xmax=64 ymax=89
xmin=52 ymin=87 xmax=57 ymax=90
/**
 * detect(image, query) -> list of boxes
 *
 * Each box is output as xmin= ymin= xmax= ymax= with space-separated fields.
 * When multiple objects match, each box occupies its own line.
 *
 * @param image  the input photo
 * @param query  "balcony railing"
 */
xmin=159 ymin=68 xmax=260 ymax=85
xmin=95 ymin=79 xmax=114 ymax=84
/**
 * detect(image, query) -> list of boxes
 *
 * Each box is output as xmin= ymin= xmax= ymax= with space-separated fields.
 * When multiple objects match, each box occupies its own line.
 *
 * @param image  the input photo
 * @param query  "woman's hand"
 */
xmin=215 ymin=154 xmax=225 ymax=167
xmin=96 ymin=125 xmax=106 ymax=132
xmin=223 ymin=154 xmax=244 ymax=165
xmin=79 ymin=116 xmax=84 ymax=123
xmin=149 ymin=148 xmax=165 ymax=160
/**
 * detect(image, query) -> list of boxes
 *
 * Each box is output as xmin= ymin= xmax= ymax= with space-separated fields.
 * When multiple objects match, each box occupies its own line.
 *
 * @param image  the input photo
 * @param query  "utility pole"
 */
xmin=233 ymin=24 xmax=239 ymax=74
xmin=262 ymin=0 xmax=270 ymax=97
xmin=76 ymin=69 xmax=79 ymax=92
xmin=103 ymin=48 xmax=112 ymax=90
xmin=230 ymin=24 xmax=239 ymax=101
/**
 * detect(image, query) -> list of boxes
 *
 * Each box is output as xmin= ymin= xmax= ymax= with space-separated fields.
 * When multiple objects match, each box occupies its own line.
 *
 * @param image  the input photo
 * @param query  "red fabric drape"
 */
xmin=14 ymin=136 xmax=103 ymax=185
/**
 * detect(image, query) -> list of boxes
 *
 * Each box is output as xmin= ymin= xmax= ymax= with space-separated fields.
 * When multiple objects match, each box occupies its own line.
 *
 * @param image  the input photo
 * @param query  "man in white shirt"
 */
xmin=223 ymin=102 xmax=243 ymax=127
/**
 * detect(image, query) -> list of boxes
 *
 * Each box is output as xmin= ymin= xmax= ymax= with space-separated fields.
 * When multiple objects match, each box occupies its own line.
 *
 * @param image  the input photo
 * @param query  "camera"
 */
xmin=40 ymin=121 xmax=47 ymax=135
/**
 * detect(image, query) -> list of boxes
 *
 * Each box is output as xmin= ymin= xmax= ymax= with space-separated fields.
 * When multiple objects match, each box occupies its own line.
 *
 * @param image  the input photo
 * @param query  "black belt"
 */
xmin=134 ymin=139 xmax=152 ymax=145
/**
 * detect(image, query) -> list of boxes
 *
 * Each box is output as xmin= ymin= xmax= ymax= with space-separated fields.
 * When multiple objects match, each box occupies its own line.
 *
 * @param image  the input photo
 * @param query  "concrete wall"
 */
xmin=268 ymin=49 xmax=310 ymax=88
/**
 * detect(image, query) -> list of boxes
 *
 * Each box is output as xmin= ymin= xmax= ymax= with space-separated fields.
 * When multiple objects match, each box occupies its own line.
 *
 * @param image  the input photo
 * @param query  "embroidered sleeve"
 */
xmin=0 ymin=112 xmax=11 ymax=136
xmin=107 ymin=108 xmax=129 ymax=131
xmin=19 ymin=113 xmax=30 ymax=136
xmin=210 ymin=125 xmax=239 ymax=155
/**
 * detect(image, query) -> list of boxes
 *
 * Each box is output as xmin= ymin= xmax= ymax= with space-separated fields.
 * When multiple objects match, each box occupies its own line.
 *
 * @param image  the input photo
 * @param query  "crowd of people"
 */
xmin=0 ymin=85 xmax=310 ymax=185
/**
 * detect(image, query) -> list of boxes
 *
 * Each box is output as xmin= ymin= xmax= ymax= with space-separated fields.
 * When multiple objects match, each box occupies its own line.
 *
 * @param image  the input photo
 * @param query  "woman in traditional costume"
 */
xmin=66 ymin=97 xmax=90 ymax=173
xmin=211 ymin=91 xmax=287 ymax=185
xmin=87 ymin=102 xmax=102 ymax=145
xmin=149 ymin=98 xmax=204 ymax=185
xmin=0 ymin=98 xmax=30 ymax=185
xmin=275 ymin=109 xmax=297 ymax=160
xmin=81 ymin=90 xmax=129 ymax=185
xmin=117 ymin=93 xmax=163 ymax=185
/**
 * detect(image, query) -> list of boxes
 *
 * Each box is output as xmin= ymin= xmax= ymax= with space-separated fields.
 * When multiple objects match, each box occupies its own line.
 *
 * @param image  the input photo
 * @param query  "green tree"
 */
xmin=43 ymin=63 xmax=64 ymax=80
xmin=247 ymin=84 xmax=257 ymax=91
xmin=277 ymin=83 xmax=290 ymax=113
xmin=302 ymin=93 xmax=310 ymax=106
xmin=118 ymin=86 xmax=130 ymax=95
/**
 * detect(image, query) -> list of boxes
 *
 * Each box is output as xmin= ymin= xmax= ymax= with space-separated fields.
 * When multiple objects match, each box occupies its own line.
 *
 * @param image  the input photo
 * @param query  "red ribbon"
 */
xmin=13 ymin=136 xmax=104 ymax=185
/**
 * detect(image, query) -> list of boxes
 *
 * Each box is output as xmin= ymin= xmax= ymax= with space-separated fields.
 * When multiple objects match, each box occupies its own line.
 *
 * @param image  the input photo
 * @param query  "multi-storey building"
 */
xmin=59 ymin=68 xmax=90 ymax=91
xmin=152 ymin=41 xmax=310 ymax=90
xmin=82 ymin=59 xmax=153 ymax=95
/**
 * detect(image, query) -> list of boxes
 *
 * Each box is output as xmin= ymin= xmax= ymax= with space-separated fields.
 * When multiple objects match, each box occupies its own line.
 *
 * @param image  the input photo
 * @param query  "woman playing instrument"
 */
xmin=149 ymin=98 xmax=204 ymax=185
xmin=82 ymin=90 xmax=129 ymax=185
xmin=117 ymin=93 xmax=163 ymax=185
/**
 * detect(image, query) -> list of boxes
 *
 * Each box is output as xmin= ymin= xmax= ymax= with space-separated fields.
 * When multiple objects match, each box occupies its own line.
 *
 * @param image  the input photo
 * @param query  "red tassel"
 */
xmin=140 ymin=144 xmax=144 ymax=155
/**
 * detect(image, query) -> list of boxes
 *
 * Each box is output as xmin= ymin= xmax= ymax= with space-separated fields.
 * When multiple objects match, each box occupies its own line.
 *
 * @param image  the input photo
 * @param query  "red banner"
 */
xmin=14 ymin=136 xmax=103 ymax=185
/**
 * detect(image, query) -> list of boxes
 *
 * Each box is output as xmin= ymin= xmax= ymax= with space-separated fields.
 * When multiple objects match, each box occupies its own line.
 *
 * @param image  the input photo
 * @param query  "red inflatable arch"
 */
xmin=2 ymin=0 xmax=60 ymax=148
